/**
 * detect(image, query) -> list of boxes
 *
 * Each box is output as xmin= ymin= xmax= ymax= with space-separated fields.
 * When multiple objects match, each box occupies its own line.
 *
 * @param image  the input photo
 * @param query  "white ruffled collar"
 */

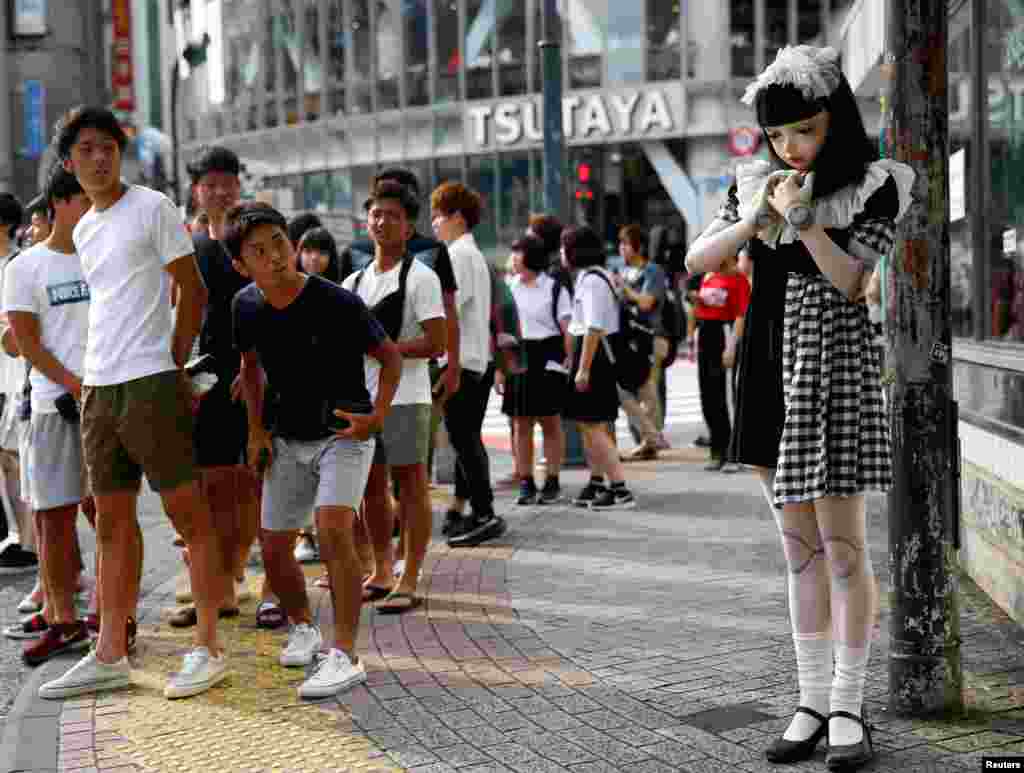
xmin=735 ymin=159 xmax=916 ymax=247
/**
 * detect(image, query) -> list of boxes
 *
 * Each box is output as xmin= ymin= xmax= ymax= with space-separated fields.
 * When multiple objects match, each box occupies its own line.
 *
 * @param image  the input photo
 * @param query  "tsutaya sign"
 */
xmin=465 ymin=85 xmax=684 ymax=151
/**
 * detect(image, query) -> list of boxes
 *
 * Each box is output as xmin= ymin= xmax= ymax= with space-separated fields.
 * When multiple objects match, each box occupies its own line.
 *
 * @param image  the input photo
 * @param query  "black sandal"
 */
xmin=825 ymin=709 xmax=874 ymax=771
xmin=765 ymin=706 xmax=828 ymax=763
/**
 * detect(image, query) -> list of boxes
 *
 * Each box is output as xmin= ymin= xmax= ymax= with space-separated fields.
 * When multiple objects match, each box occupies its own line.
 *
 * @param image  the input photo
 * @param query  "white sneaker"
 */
xmin=293 ymin=536 xmax=318 ymax=563
xmin=17 ymin=584 xmax=41 ymax=614
xmin=279 ymin=623 xmax=322 ymax=667
xmin=164 ymin=646 xmax=228 ymax=699
xmin=39 ymin=650 xmax=131 ymax=700
xmin=298 ymin=649 xmax=366 ymax=699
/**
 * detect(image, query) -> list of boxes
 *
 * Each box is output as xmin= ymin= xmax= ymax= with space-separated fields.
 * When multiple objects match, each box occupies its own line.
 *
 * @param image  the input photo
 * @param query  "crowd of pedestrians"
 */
xmin=0 ymin=42 xmax=906 ymax=772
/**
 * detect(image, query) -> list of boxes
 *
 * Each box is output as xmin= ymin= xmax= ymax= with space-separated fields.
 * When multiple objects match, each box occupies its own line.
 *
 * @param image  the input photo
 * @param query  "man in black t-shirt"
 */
xmin=169 ymin=146 xmax=261 ymax=629
xmin=229 ymin=202 xmax=401 ymax=699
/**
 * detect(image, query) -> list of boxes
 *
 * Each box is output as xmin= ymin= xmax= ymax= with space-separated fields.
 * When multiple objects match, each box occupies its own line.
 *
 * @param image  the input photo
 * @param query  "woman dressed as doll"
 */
xmin=686 ymin=46 xmax=915 ymax=771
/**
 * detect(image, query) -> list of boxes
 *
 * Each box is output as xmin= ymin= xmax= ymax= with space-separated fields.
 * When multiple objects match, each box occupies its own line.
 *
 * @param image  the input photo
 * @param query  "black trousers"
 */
xmin=442 ymin=364 xmax=495 ymax=515
xmin=697 ymin=320 xmax=732 ymax=459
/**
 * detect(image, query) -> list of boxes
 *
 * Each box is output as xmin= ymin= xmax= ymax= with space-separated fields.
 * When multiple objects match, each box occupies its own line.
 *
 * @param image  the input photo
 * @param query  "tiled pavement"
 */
xmin=4 ymin=425 xmax=1024 ymax=772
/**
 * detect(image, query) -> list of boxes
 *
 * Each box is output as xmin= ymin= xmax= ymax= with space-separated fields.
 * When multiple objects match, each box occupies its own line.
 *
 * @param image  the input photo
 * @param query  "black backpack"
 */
xmin=583 ymin=270 xmax=653 ymax=393
xmin=351 ymin=255 xmax=414 ymax=341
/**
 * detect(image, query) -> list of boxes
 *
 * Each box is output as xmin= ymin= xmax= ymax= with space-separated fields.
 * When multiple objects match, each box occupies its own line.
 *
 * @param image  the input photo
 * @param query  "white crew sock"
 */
xmin=783 ymin=630 xmax=833 ymax=741
xmin=830 ymin=643 xmax=870 ymax=745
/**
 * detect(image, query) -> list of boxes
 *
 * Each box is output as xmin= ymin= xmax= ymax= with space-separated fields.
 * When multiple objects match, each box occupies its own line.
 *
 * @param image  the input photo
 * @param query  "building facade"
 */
xmin=0 ymin=0 xmax=107 ymax=204
xmin=842 ymin=0 xmax=1024 ymax=625
xmin=174 ymin=0 xmax=853 ymax=251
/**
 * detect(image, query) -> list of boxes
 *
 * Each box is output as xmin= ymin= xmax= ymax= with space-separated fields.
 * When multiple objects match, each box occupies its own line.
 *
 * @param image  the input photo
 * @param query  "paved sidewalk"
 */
xmin=4 ymin=424 xmax=1024 ymax=772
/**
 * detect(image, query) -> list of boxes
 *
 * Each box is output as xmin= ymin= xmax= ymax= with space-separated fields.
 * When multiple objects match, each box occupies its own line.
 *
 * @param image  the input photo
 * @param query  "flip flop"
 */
xmin=361 ymin=584 xmax=392 ymax=603
xmin=168 ymin=606 xmax=241 ymax=628
xmin=255 ymin=601 xmax=286 ymax=629
xmin=375 ymin=592 xmax=422 ymax=614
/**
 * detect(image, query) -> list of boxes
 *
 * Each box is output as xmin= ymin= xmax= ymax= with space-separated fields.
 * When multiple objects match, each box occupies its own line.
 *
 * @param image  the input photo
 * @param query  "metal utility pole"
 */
xmin=539 ymin=0 xmax=564 ymax=218
xmin=882 ymin=0 xmax=963 ymax=716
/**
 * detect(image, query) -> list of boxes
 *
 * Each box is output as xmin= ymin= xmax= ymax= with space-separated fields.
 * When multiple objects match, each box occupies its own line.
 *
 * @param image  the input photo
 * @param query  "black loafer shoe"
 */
xmin=766 ymin=706 xmax=828 ymax=764
xmin=825 ymin=709 xmax=874 ymax=771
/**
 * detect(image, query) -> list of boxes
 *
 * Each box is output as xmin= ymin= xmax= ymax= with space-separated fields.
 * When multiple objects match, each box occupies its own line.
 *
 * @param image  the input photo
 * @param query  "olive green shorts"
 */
xmin=81 ymin=370 xmax=197 ymax=495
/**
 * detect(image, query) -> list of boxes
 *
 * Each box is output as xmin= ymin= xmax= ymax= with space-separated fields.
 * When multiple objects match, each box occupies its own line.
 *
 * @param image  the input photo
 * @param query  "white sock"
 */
xmin=830 ymin=643 xmax=870 ymax=745
xmin=784 ymin=631 xmax=833 ymax=741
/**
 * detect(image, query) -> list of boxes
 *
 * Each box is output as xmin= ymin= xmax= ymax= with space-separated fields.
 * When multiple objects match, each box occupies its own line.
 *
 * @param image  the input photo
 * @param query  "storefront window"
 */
xmin=304 ymin=171 xmax=330 ymax=211
xmin=468 ymin=155 xmax=497 ymax=250
xmin=499 ymin=153 xmax=531 ymax=248
xmin=377 ymin=0 xmax=401 ymax=109
xmin=647 ymin=0 xmax=681 ymax=81
xmin=327 ymin=1 xmax=346 ymax=115
xmin=406 ymin=0 xmax=429 ymax=106
xmin=352 ymin=0 xmax=373 ymax=113
xmin=434 ymin=0 xmax=460 ymax=103
xmin=607 ymin=4 xmax=643 ymax=84
xmin=989 ymin=0 xmax=1024 ymax=343
xmin=331 ymin=169 xmax=353 ymax=215
xmin=351 ymin=165 xmax=375 ymax=239
xmin=466 ymin=0 xmax=495 ymax=100
xmin=731 ymin=0 xmax=755 ymax=77
xmin=563 ymin=0 xmax=605 ymax=89
xmin=764 ymin=1 xmax=788 ymax=64
xmin=798 ymin=0 xmax=823 ymax=45
xmin=435 ymin=156 xmax=462 ymax=188
xmin=496 ymin=0 xmax=526 ymax=96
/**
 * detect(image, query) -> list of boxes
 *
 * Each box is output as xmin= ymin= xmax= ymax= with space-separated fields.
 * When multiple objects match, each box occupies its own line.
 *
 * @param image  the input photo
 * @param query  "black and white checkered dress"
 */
xmin=712 ymin=164 xmax=906 ymax=508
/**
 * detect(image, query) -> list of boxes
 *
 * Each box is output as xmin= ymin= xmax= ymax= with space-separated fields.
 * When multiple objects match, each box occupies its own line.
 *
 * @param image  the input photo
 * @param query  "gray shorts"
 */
xmin=262 ymin=434 xmax=375 ymax=532
xmin=23 ymin=413 xmax=88 ymax=511
xmin=372 ymin=403 xmax=431 ymax=467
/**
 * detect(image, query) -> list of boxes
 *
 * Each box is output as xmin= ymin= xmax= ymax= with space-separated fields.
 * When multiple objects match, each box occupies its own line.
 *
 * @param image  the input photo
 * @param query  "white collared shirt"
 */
xmin=446 ymin=232 xmax=493 ymax=374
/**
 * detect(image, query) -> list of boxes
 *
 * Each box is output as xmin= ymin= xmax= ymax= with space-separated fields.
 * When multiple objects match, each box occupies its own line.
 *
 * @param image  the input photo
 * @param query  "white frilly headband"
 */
xmin=740 ymin=45 xmax=843 ymax=106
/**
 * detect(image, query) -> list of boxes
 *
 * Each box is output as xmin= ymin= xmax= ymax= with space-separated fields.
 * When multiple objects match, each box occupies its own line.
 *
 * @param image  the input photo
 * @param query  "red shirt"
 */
xmin=695 ymin=272 xmax=751 ymax=322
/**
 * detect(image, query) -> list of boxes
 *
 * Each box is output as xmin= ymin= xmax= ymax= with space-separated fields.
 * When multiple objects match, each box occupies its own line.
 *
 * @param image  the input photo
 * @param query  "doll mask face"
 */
xmin=764 ymin=110 xmax=830 ymax=173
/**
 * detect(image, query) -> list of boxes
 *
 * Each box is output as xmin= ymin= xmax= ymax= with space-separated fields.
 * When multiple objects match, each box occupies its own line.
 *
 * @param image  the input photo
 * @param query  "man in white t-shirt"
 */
xmin=38 ymin=106 xmax=227 ymax=702
xmin=342 ymin=181 xmax=445 ymax=613
xmin=430 ymin=182 xmax=506 ymax=548
xmin=3 ymin=164 xmax=95 ymax=665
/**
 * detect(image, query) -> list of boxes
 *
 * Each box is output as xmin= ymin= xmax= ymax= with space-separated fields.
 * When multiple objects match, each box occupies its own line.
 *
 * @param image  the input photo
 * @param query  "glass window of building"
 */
xmin=949 ymin=7 xmax=973 ymax=339
xmin=731 ymin=0 xmax=755 ymax=77
xmin=498 ymin=153 xmax=531 ymax=247
xmin=352 ymin=0 xmax=373 ymax=112
xmin=304 ymin=0 xmax=321 ymax=120
xmin=264 ymin=8 xmax=278 ymax=127
xmin=327 ymin=1 xmax=346 ymax=115
xmin=278 ymin=0 xmax=300 ymax=124
xmin=466 ymin=0 xmax=495 ymax=100
xmin=496 ymin=0 xmax=526 ymax=96
xmin=988 ymin=0 xmax=1024 ymax=344
xmin=221 ymin=1 xmax=265 ymax=129
xmin=468 ymin=155 xmax=497 ymax=249
xmin=406 ymin=0 xmax=429 ymax=106
xmin=434 ymin=0 xmax=460 ymax=103
xmin=797 ymin=0 xmax=823 ymax=45
xmin=607 ymin=3 xmax=643 ymax=84
xmin=435 ymin=156 xmax=462 ymax=188
xmin=764 ymin=1 xmax=788 ymax=65
xmin=377 ymin=0 xmax=401 ymax=109
xmin=646 ymin=0 xmax=681 ymax=81
xmin=563 ymin=0 xmax=605 ymax=89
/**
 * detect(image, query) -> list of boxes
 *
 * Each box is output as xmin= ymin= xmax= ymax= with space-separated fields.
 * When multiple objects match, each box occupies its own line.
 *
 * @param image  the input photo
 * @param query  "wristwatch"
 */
xmin=785 ymin=203 xmax=815 ymax=231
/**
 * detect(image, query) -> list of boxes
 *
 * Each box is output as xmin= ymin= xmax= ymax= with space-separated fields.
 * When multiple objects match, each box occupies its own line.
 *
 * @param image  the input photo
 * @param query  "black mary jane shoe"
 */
xmin=765 ymin=706 xmax=828 ymax=763
xmin=825 ymin=709 xmax=874 ymax=771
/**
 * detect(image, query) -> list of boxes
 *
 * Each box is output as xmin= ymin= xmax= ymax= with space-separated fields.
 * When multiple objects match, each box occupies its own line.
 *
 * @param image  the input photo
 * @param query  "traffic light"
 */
xmin=575 ymin=161 xmax=594 ymax=200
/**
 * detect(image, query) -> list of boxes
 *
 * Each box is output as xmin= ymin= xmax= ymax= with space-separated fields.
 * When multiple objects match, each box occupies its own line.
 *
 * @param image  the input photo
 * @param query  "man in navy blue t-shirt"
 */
xmin=228 ymin=203 xmax=401 ymax=700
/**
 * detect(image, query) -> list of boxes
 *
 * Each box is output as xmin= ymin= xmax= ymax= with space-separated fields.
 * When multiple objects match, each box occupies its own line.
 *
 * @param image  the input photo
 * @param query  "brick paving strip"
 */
xmin=14 ymin=470 xmax=1024 ymax=773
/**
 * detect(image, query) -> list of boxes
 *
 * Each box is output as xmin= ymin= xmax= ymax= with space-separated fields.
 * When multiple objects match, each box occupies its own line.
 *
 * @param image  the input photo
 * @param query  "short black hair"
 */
xmin=224 ymin=202 xmax=289 ymax=262
xmin=296 ymin=226 xmax=341 ymax=283
xmin=510 ymin=235 xmax=549 ymax=274
xmin=287 ymin=212 xmax=323 ymax=248
xmin=0 ymin=193 xmax=23 ymax=239
xmin=43 ymin=164 xmax=85 ymax=219
xmin=364 ymin=179 xmax=420 ymax=221
xmin=186 ymin=145 xmax=243 ymax=184
xmin=560 ymin=225 xmax=605 ymax=269
xmin=55 ymin=106 xmax=127 ymax=161
xmin=373 ymin=167 xmax=421 ymax=197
